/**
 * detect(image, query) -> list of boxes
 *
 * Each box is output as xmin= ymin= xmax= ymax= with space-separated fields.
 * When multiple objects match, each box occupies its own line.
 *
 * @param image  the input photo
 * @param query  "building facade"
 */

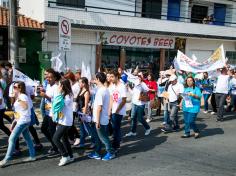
xmin=21 ymin=0 xmax=236 ymax=75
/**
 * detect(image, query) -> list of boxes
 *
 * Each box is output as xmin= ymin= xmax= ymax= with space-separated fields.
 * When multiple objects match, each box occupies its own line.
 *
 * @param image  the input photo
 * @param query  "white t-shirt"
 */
xmin=167 ymin=82 xmax=184 ymax=103
xmin=111 ymin=82 xmax=127 ymax=116
xmin=45 ymin=83 xmax=59 ymax=116
xmin=230 ymin=78 xmax=236 ymax=95
xmin=92 ymin=86 xmax=110 ymax=125
xmin=72 ymin=82 xmax=80 ymax=112
xmin=215 ymin=74 xmax=230 ymax=94
xmin=14 ymin=93 xmax=31 ymax=124
xmin=58 ymin=95 xmax=73 ymax=126
xmin=132 ymin=82 xmax=149 ymax=106
xmin=0 ymin=89 xmax=5 ymax=109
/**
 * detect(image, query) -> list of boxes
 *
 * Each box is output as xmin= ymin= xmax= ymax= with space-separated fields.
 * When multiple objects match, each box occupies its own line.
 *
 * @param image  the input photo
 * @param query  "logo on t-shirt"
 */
xmin=112 ymin=90 xmax=120 ymax=103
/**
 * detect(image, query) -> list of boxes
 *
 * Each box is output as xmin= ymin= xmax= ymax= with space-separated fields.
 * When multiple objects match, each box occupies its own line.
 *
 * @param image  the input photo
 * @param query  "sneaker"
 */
xmin=181 ymin=134 xmax=191 ymax=138
xmin=194 ymin=133 xmax=200 ymax=139
xmin=58 ymin=156 xmax=70 ymax=166
xmin=102 ymin=152 xmax=115 ymax=161
xmin=203 ymin=111 xmax=208 ymax=114
xmin=68 ymin=157 xmax=75 ymax=163
xmin=47 ymin=149 xmax=59 ymax=158
xmin=161 ymin=122 xmax=166 ymax=126
xmin=145 ymin=128 xmax=152 ymax=136
xmin=88 ymin=152 xmax=101 ymax=160
xmin=0 ymin=160 xmax=8 ymax=167
xmin=146 ymin=118 xmax=152 ymax=123
xmin=34 ymin=144 xmax=43 ymax=151
xmin=23 ymin=157 xmax=36 ymax=162
xmin=125 ymin=132 xmax=137 ymax=137
xmin=73 ymin=138 xmax=80 ymax=146
xmin=211 ymin=112 xmax=215 ymax=115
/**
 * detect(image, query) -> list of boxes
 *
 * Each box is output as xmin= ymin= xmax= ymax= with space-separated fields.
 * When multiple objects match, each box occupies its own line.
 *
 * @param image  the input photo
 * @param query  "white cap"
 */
xmin=169 ymin=74 xmax=177 ymax=81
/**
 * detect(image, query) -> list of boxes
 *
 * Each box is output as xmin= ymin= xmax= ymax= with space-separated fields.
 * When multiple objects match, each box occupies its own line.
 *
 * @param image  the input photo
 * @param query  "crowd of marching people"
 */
xmin=0 ymin=61 xmax=236 ymax=167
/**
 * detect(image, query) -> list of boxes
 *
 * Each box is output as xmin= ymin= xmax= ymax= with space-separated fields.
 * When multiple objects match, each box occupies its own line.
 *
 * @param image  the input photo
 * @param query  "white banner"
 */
xmin=98 ymin=32 xmax=175 ymax=49
xmin=59 ymin=16 xmax=71 ymax=51
xmin=174 ymin=45 xmax=226 ymax=73
xmin=13 ymin=68 xmax=35 ymax=86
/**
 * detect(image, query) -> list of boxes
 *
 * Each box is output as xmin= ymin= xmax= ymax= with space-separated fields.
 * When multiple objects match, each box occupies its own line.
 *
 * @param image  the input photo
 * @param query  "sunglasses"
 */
xmin=13 ymin=85 xmax=19 ymax=89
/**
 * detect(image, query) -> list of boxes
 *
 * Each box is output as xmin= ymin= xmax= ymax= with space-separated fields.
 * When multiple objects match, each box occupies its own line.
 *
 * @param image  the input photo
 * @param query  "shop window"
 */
xmin=142 ymin=0 xmax=162 ymax=19
xmin=191 ymin=5 xmax=208 ymax=24
xmin=56 ymin=0 xmax=85 ymax=8
xmin=167 ymin=0 xmax=181 ymax=21
xmin=226 ymin=51 xmax=236 ymax=65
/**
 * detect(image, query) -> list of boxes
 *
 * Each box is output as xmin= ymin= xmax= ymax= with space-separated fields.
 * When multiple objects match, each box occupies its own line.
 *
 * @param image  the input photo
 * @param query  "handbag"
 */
xmin=139 ymin=92 xmax=150 ymax=102
xmin=171 ymin=85 xmax=182 ymax=103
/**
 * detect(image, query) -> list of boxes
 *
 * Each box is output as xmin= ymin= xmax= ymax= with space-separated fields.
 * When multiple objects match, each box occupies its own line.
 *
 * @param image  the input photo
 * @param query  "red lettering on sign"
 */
xmin=123 ymin=35 xmax=130 ymax=44
xmin=137 ymin=37 xmax=142 ymax=45
xmin=117 ymin=35 xmax=124 ymax=44
xmin=169 ymin=39 xmax=174 ymax=47
xmin=153 ymin=38 xmax=159 ymax=46
xmin=141 ymin=37 xmax=147 ymax=45
xmin=130 ymin=36 xmax=136 ymax=45
xmin=110 ymin=35 xmax=117 ymax=44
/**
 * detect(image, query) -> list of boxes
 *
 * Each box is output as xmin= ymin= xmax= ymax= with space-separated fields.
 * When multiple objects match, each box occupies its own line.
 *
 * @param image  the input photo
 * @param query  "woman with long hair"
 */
xmin=76 ymin=77 xmax=94 ymax=148
xmin=0 ymin=81 xmax=35 ymax=167
xmin=181 ymin=76 xmax=202 ymax=139
xmin=52 ymin=79 xmax=74 ymax=166
xmin=64 ymin=71 xmax=80 ymax=146
xmin=144 ymin=73 xmax=157 ymax=123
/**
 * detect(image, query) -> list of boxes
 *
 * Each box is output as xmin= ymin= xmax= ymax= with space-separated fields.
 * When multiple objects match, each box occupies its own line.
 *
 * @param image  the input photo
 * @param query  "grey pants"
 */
xmin=215 ymin=93 xmax=227 ymax=120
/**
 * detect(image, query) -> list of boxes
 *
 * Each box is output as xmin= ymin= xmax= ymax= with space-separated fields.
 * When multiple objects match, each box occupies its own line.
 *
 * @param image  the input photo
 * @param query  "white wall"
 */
xmin=19 ymin=0 xmax=44 ymax=22
xmin=186 ymin=38 xmax=236 ymax=62
xmin=43 ymin=27 xmax=97 ymax=74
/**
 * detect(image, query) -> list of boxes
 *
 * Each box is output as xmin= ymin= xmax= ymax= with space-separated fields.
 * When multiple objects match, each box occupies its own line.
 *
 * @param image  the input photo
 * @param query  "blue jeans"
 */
xmin=111 ymin=114 xmax=123 ymax=149
xmin=79 ymin=121 xmax=95 ymax=146
xmin=90 ymin=123 xmax=113 ymax=154
xmin=167 ymin=101 xmax=179 ymax=129
xmin=4 ymin=123 xmax=35 ymax=161
xmin=203 ymin=94 xmax=211 ymax=111
xmin=131 ymin=104 xmax=150 ymax=133
xmin=183 ymin=111 xmax=199 ymax=135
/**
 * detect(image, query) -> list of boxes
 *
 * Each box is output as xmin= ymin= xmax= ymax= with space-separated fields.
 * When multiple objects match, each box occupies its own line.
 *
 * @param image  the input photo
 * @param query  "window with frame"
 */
xmin=142 ymin=0 xmax=162 ymax=19
xmin=56 ymin=0 xmax=85 ymax=8
xmin=191 ymin=5 xmax=208 ymax=24
xmin=226 ymin=51 xmax=236 ymax=65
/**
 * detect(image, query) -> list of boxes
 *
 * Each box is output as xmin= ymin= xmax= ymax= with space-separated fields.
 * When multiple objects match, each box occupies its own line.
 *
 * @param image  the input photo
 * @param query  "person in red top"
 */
xmin=144 ymin=73 xmax=157 ymax=123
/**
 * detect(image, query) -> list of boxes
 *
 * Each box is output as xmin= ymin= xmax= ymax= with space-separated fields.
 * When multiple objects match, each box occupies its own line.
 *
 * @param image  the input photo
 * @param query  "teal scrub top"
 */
xmin=182 ymin=87 xmax=202 ymax=113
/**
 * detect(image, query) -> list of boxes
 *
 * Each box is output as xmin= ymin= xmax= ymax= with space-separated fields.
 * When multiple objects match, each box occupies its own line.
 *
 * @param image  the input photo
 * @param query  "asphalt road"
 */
xmin=0 ymin=110 xmax=236 ymax=176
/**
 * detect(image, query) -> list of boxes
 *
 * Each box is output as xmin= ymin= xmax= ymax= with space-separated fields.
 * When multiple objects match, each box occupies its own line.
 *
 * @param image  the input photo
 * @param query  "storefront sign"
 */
xmin=59 ymin=16 xmax=71 ymax=51
xmin=98 ymin=32 xmax=175 ymax=49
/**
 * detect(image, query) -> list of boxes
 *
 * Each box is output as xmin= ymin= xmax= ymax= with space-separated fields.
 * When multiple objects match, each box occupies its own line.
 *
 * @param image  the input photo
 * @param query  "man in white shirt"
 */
xmin=88 ymin=72 xmax=115 ymax=161
xmin=162 ymin=74 xmax=184 ymax=133
xmin=215 ymin=68 xmax=231 ymax=122
xmin=109 ymin=70 xmax=126 ymax=151
xmin=125 ymin=73 xmax=151 ymax=137
xmin=40 ymin=68 xmax=59 ymax=156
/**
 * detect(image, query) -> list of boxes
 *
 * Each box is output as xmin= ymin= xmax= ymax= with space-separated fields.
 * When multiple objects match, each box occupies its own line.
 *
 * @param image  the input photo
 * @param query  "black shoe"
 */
xmin=216 ymin=118 xmax=223 ymax=122
xmin=172 ymin=126 xmax=180 ymax=132
xmin=47 ymin=149 xmax=59 ymax=158
xmin=34 ymin=144 xmax=43 ymax=151
xmin=181 ymin=135 xmax=190 ymax=138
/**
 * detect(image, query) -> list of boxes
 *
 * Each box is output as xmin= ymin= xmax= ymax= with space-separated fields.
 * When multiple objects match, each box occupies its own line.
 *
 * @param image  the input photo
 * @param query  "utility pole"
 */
xmin=8 ymin=0 xmax=19 ymax=68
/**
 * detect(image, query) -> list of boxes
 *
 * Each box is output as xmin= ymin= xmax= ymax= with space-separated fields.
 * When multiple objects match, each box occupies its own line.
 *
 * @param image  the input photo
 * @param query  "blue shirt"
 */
xmin=182 ymin=87 xmax=202 ymax=113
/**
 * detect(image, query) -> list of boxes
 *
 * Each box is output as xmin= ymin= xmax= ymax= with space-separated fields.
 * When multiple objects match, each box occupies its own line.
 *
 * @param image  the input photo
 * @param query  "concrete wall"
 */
xmin=185 ymin=38 xmax=236 ymax=62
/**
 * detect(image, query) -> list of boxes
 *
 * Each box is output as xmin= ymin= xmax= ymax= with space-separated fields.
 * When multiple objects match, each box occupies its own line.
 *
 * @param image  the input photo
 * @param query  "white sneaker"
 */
xmin=125 ymin=132 xmax=137 ymax=137
xmin=145 ymin=128 xmax=152 ymax=136
xmin=68 ymin=157 xmax=75 ymax=163
xmin=58 ymin=156 xmax=70 ymax=166
xmin=0 ymin=160 xmax=7 ymax=167
xmin=23 ymin=157 xmax=36 ymax=162
xmin=146 ymin=118 xmax=152 ymax=123
xmin=203 ymin=111 xmax=208 ymax=114
xmin=211 ymin=112 xmax=215 ymax=115
xmin=73 ymin=138 xmax=80 ymax=146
